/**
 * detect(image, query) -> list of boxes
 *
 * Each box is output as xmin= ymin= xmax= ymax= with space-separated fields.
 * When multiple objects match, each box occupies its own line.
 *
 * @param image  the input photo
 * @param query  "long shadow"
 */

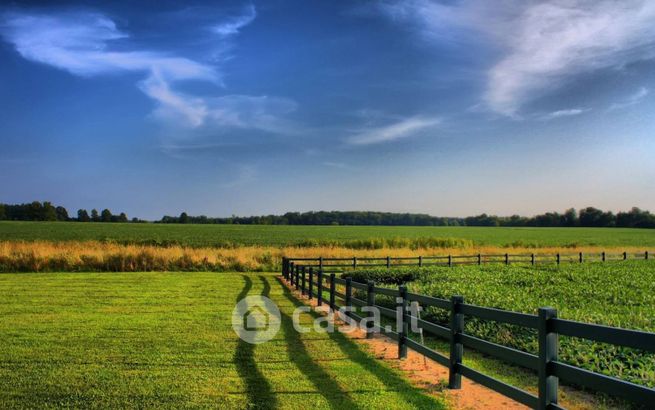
xmin=260 ymin=275 xmax=362 ymax=410
xmin=275 ymin=276 xmax=446 ymax=409
xmin=234 ymin=275 xmax=277 ymax=409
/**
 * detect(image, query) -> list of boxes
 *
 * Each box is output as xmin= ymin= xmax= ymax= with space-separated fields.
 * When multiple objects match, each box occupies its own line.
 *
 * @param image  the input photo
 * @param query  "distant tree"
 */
xmin=0 ymin=204 xmax=5 ymax=220
xmin=562 ymin=208 xmax=578 ymax=227
xmin=41 ymin=202 xmax=57 ymax=221
xmin=579 ymin=207 xmax=615 ymax=227
xmin=77 ymin=209 xmax=90 ymax=222
xmin=91 ymin=209 xmax=100 ymax=222
xmin=179 ymin=212 xmax=189 ymax=224
xmin=55 ymin=206 xmax=69 ymax=221
xmin=101 ymin=209 xmax=112 ymax=223
xmin=118 ymin=212 xmax=128 ymax=222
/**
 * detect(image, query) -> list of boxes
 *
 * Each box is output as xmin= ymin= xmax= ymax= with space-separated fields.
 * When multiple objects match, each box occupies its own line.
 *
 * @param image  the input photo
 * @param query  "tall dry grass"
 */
xmin=0 ymin=241 xmax=648 ymax=273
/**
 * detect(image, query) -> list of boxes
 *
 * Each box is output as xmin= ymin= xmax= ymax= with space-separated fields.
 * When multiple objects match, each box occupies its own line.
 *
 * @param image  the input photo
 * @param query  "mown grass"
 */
xmin=0 ymin=271 xmax=447 ymax=409
xmin=2 ymin=221 xmax=655 ymax=248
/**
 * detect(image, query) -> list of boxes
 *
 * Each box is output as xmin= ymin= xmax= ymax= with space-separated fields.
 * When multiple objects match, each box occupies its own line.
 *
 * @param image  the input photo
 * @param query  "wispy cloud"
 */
xmin=539 ymin=108 xmax=589 ymax=121
xmin=346 ymin=116 xmax=441 ymax=145
xmin=375 ymin=0 xmax=655 ymax=116
xmin=0 ymin=8 xmax=298 ymax=136
xmin=323 ymin=161 xmax=358 ymax=170
xmin=608 ymin=87 xmax=650 ymax=111
xmin=212 ymin=4 xmax=256 ymax=37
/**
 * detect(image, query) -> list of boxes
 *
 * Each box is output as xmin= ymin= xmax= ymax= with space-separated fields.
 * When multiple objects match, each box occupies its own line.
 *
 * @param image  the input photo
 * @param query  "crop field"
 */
xmin=350 ymin=261 xmax=655 ymax=391
xmin=1 ymin=221 xmax=655 ymax=248
xmin=0 ymin=271 xmax=446 ymax=409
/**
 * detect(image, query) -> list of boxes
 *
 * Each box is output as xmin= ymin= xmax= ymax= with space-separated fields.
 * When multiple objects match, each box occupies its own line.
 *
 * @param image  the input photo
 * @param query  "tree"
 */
xmin=77 ymin=209 xmax=90 ymax=222
xmin=55 ymin=206 xmax=69 ymax=221
xmin=0 ymin=204 xmax=5 ymax=220
xmin=179 ymin=212 xmax=189 ymax=224
xmin=562 ymin=208 xmax=578 ymax=227
xmin=118 ymin=212 xmax=128 ymax=222
xmin=101 ymin=209 xmax=112 ymax=223
xmin=91 ymin=209 xmax=99 ymax=222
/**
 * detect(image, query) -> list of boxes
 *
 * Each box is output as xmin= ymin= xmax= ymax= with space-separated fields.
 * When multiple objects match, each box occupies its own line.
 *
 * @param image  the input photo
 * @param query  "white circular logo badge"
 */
xmin=232 ymin=295 xmax=281 ymax=344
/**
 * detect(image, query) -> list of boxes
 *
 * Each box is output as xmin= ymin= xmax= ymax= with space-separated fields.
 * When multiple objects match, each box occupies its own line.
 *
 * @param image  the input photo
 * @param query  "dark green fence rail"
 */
xmin=281 ymin=258 xmax=655 ymax=410
xmin=286 ymin=251 xmax=650 ymax=270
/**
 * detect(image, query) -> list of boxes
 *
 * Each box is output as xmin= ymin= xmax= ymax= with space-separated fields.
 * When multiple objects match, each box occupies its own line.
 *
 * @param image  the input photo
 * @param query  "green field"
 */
xmin=0 ymin=271 xmax=446 ymax=409
xmin=351 ymin=261 xmax=655 ymax=389
xmin=1 ymin=221 xmax=655 ymax=248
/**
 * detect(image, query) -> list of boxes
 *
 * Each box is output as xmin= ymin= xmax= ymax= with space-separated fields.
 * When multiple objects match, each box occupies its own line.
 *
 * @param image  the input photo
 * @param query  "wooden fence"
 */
xmin=281 ymin=258 xmax=655 ymax=410
xmin=286 ymin=250 xmax=650 ymax=270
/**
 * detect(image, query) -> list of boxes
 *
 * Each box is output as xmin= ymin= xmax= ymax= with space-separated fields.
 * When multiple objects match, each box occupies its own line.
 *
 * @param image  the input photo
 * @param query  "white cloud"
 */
xmin=0 ymin=9 xmax=297 ymax=135
xmin=376 ymin=1 xmax=655 ymax=116
xmin=212 ymin=4 xmax=256 ymax=37
xmin=539 ymin=108 xmax=589 ymax=120
xmin=346 ymin=116 xmax=441 ymax=145
xmin=608 ymin=87 xmax=650 ymax=111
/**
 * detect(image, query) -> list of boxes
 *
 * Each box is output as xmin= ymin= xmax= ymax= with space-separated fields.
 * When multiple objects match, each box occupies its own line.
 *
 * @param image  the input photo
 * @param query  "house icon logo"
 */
xmin=232 ymin=295 xmax=281 ymax=344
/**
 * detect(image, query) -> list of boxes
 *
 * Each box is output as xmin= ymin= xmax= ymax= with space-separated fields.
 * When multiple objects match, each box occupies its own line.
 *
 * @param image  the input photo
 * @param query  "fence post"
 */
xmin=289 ymin=262 xmax=294 ymax=285
xmin=602 ymin=251 xmax=606 ymax=262
xmin=319 ymin=256 xmax=323 ymax=271
xmin=353 ymin=257 xmax=357 ymax=269
xmin=398 ymin=285 xmax=408 ymax=359
xmin=418 ymin=256 xmax=423 ymax=267
xmin=646 ymin=251 xmax=649 ymax=260
xmin=505 ymin=253 xmax=509 ymax=265
xmin=345 ymin=277 xmax=352 ymax=319
xmin=449 ymin=295 xmax=464 ymax=389
xmin=295 ymin=266 xmax=300 ymax=290
xmin=579 ymin=252 xmax=583 ymax=263
xmin=538 ymin=307 xmax=559 ymax=410
xmin=623 ymin=251 xmax=627 ymax=260
xmin=477 ymin=253 xmax=481 ymax=265
xmin=329 ymin=273 xmax=336 ymax=312
xmin=282 ymin=257 xmax=288 ymax=279
xmin=386 ymin=256 xmax=391 ymax=268
xmin=448 ymin=255 xmax=452 ymax=267
xmin=531 ymin=253 xmax=535 ymax=266
xmin=556 ymin=253 xmax=560 ymax=265
xmin=317 ymin=270 xmax=323 ymax=306
xmin=308 ymin=267 xmax=314 ymax=299
xmin=301 ymin=266 xmax=306 ymax=295
xmin=367 ymin=280 xmax=376 ymax=339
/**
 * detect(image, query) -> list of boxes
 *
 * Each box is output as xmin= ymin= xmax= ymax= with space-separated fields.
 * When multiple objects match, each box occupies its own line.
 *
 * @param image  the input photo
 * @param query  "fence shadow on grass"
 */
xmin=274 ymin=276 xmax=446 ymax=410
xmin=234 ymin=275 xmax=277 ymax=409
xmin=260 ymin=275 xmax=363 ymax=410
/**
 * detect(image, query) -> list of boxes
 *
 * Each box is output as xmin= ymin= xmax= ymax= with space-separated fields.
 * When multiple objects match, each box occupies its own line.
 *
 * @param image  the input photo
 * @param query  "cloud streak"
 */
xmin=376 ymin=0 xmax=655 ymax=116
xmin=1 ymin=8 xmax=298 ymax=136
xmin=608 ymin=87 xmax=650 ymax=111
xmin=539 ymin=108 xmax=589 ymax=121
xmin=346 ymin=116 xmax=441 ymax=145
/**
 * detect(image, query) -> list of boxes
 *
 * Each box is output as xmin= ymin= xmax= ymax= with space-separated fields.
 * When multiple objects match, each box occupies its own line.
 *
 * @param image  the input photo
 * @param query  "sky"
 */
xmin=1 ymin=0 xmax=654 ymax=220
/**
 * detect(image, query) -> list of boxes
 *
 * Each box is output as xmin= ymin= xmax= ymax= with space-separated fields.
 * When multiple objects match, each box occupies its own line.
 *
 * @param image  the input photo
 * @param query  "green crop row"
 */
xmin=2 ymin=221 xmax=655 ymax=248
xmin=348 ymin=261 xmax=655 ymax=388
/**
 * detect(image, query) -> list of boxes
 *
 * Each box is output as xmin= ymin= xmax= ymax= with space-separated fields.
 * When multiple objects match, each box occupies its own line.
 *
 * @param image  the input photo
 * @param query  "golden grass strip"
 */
xmin=0 ymin=241 xmax=648 ymax=273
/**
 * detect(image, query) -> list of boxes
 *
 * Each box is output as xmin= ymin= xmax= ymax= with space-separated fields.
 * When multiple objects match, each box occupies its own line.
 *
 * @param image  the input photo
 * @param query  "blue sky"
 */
xmin=1 ymin=0 xmax=654 ymax=219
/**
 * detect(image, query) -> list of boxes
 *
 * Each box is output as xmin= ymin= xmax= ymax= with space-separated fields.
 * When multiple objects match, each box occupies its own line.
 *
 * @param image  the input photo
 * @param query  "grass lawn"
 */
xmin=0 ymin=271 xmax=447 ymax=409
xmin=2 ymin=221 xmax=655 ymax=248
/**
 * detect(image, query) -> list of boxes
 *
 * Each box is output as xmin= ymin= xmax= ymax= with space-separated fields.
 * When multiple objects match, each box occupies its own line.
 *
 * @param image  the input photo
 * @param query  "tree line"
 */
xmin=160 ymin=208 xmax=655 ymax=228
xmin=2 ymin=202 xmax=654 ymax=228
xmin=0 ymin=201 xmax=133 ymax=223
